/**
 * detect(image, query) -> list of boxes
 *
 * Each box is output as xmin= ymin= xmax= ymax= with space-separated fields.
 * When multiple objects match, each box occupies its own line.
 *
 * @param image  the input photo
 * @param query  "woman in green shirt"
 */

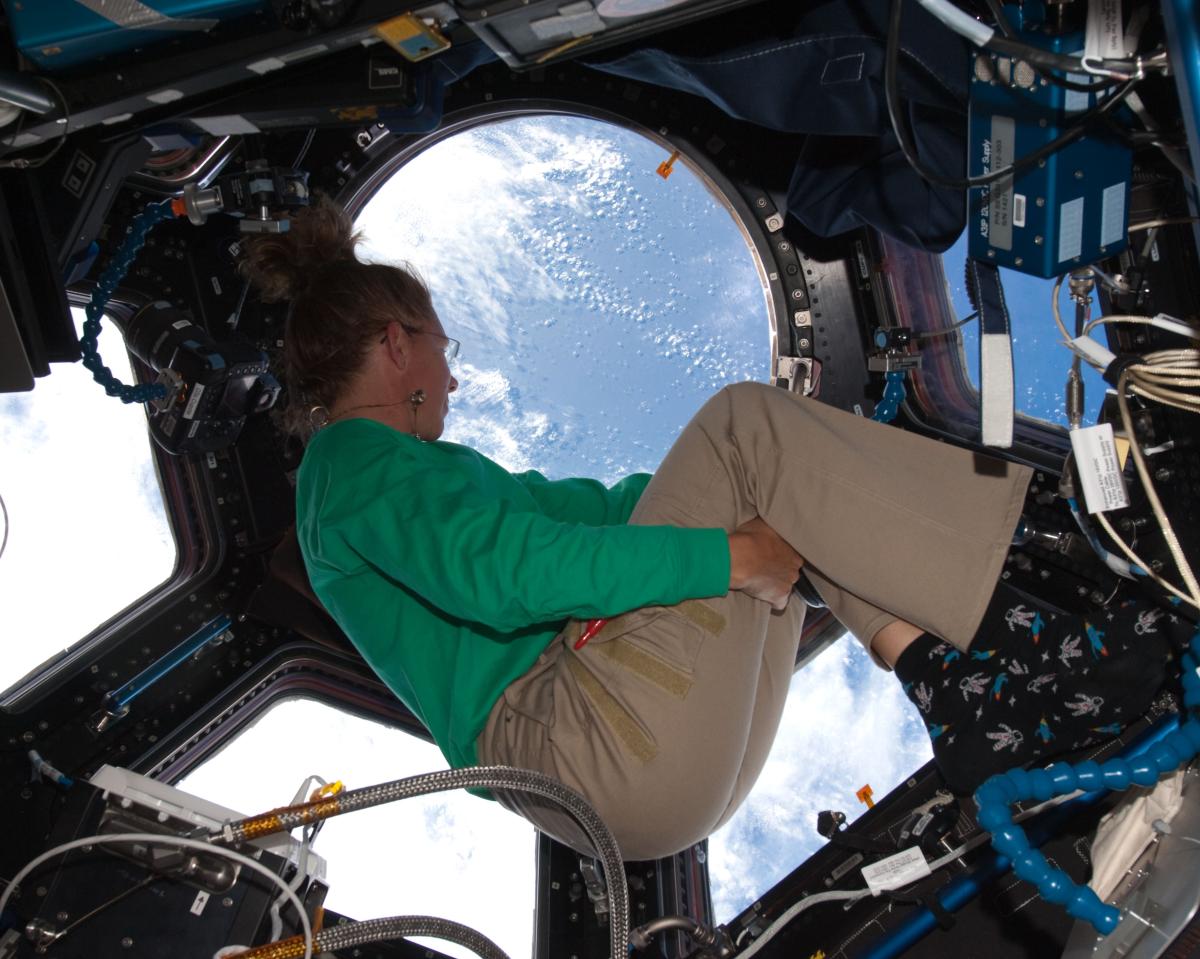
xmin=244 ymin=199 xmax=1174 ymax=861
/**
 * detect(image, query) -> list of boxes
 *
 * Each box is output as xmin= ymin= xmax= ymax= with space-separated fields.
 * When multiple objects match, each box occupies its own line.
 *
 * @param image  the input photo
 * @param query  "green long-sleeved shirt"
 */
xmin=295 ymin=418 xmax=730 ymax=769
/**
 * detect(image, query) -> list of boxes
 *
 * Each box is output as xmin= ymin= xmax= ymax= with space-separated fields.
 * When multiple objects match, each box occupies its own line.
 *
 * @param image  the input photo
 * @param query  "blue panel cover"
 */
xmin=4 ymin=0 xmax=263 ymax=70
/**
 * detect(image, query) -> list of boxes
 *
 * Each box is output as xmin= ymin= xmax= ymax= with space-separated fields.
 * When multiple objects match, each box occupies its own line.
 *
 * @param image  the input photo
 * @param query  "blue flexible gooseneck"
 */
xmin=974 ymin=625 xmax=1200 ymax=935
xmin=79 ymin=199 xmax=178 ymax=403
xmin=871 ymin=370 xmax=907 ymax=423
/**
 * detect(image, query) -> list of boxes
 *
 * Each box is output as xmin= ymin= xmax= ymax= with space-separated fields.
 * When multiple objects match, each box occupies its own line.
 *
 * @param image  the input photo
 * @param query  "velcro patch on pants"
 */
xmin=596 ymin=639 xmax=693 ymax=700
xmin=676 ymin=599 xmax=726 ymax=636
xmin=565 ymin=654 xmax=657 ymax=763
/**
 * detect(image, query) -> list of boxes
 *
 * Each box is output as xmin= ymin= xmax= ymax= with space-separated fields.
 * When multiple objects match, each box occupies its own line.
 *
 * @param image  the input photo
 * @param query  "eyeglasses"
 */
xmin=380 ymin=325 xmax=462 ymax=362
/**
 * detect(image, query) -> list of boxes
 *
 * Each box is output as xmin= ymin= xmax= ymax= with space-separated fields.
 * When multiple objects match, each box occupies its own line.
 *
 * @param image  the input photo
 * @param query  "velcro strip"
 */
xmin=676 ymin=599 xmax=726 ymax=635
xmin=565 ymin=654 xmax=657 ymax=763
xmin=596 ymin=639 xmax=693 ymax=700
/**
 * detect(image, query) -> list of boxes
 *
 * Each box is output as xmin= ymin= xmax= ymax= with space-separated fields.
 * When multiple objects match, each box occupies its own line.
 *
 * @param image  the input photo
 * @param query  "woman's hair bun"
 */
xmin=241 ymin=194 xmax=361 ymax=302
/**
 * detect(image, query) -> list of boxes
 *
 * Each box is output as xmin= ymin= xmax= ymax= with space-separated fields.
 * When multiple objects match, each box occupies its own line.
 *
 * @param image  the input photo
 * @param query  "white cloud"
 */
xmin=0 ymin=312 xmax=174 ymax=692
xmin=707 ymin=633 xmax=933 ymax=921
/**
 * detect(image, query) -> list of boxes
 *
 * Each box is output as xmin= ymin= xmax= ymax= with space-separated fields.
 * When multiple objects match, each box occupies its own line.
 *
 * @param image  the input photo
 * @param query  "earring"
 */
xmin=409 ymin=389 xmax=426 ymax=438
xmin=308 ymin=405 xmax=330 ymax=431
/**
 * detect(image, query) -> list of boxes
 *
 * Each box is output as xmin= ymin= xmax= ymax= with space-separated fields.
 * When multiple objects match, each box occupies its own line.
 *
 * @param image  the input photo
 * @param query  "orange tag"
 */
xmin=856 ymin=784 xmax=875 ymax=808
xmin=656 ymin=149 xmax=682 ymax=179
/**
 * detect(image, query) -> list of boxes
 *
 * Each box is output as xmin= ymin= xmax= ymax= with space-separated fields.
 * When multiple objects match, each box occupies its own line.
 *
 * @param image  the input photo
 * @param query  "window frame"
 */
xmin=868 ymin=231 xmax=1079 ymax=472
xmin=0 ymin=297 xmax=208 ymax=709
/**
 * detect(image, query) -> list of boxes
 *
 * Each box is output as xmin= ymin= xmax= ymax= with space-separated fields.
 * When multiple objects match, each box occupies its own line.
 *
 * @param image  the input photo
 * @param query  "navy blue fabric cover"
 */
xmin=588 ymin=0 xmax=972 ymax=252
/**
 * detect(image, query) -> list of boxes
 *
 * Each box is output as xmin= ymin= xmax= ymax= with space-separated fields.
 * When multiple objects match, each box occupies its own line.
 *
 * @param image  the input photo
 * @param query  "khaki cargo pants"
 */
xmin=477 ymin=382 xmax=1031 ymax=860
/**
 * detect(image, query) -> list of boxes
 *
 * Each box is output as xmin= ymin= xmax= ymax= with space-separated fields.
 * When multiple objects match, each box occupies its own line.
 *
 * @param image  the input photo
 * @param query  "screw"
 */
xmin=1036 ymin=197 xmax=1045 ymax=207
xmin=779 ymin=241 xmax=791 ymax=252
xmin=56 ymin=912 xmax=69 ymax=922
xmin=1015 ymin=257 xmax=1024 ymax=267
xmin=756 ymin=197 xmax=767 ymax=208
xmin=356 ymin=131 xmax=372 ymax=148
xmin=791 ymin=289 xmax=804 ymax=300
xmin=799 ymin=338 xmax=810 ymax=349
xmin=35 ymin=887 xmax=47 ymax=897
xmin=1074 ymin=170 xmax=1084 ymax=179
xmin=987 ymin=250 xmax=996 ymax=258
xmin=121 ymin=937 xmax=134 ymax=949
xmin=1034 ymin=235 xmax=1044 ymax=245
xmin=222 ymin=897 xmax=234 ymax=908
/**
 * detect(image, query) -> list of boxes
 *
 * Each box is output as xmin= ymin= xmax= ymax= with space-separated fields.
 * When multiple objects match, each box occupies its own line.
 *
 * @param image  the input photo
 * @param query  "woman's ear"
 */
xmin=382 ymin=320 xmax=411 ymax=370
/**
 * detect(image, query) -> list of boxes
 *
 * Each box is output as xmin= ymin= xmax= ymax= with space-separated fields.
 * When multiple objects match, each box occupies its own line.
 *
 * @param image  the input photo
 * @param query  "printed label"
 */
xmin=1100 ymin=183 xmax=1126 ymax=248
xmin=1058 ymin=197 xmax=1085 ymax=262
xmin=988 ymin=116 xmax=1015 ymax=251
xmin=862 ymin=847 xmax=931 ymax=894
xmin=1013 ymin=194 xmax=1027 ymax=228
xmin=190 ymin=891 xmax=210 ymax=916
xmin=1085 ymin=0 xmax=1125 ymax=60
xmin=1070 ymin=423 xmax=1130 ymax=513
xmin=831 ymin=852 xmax=865 ymax=881
xmin=183 ymin=382 xmax=206 ymax=420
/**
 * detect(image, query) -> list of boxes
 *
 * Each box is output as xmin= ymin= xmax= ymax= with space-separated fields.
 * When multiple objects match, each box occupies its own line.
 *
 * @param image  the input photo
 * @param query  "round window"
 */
xmin=351 ymin=112 xmax=773 ymax=479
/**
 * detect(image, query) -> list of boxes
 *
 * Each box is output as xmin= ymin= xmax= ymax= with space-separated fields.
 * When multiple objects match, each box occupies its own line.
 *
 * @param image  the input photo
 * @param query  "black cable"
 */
xmin=986 ymin=35 xmax=1157 ymax=78
xmin=978 ymin=0 xmax=1122 ymax=93
xmin=979 ymin=0 xmax=1015 ymax=37
xmin=917 ymin=311 xmax=978 ymax=340
xmin=885 ymin=0 xmax=1140 ymax=190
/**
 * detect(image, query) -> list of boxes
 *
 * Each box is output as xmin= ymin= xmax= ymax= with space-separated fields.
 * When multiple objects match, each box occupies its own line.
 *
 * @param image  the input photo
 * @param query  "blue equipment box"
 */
xmin=4 ymin=0 xmax=264 ymax=71
xmin=966 ymin=17 xmax=1132 ymax=278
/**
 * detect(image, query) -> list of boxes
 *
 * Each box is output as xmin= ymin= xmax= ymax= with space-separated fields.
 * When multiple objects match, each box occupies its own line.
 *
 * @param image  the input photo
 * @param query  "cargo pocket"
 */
xmin=581 ymin=598 xmax=727 ymax=699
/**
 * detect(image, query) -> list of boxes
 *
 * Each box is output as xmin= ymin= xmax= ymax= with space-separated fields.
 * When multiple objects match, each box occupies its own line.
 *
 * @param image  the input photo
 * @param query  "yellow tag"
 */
xmin=310 ymin=780 xmax=345 ymax=801
xmin=1113 ymin=434 xmax=1131 ymax=470
xmin=373 ymin=15 xmax=450 ymax=62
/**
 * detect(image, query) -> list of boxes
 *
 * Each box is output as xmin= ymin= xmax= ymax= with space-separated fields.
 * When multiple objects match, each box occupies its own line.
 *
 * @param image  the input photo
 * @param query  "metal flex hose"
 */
xmin=229 ymin=916 xmax=509 ymax=959
xmin=211 ymin=765 xmax=630 ymax=959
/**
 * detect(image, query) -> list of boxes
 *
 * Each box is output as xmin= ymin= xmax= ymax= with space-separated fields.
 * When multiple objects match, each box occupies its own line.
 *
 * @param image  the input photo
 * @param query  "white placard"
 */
xmin=1085 ymin=0 xmax=1125 ymax=60
xmin=1070 ymin=423 xmax=1130 ymax=513
xmin=862 ymin=847 xmax=931 ymax=895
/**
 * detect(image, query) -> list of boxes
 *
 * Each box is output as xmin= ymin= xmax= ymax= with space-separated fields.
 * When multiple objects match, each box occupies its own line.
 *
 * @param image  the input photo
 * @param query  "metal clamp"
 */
xmin=774 ymin=356 xmax=815 ymax=396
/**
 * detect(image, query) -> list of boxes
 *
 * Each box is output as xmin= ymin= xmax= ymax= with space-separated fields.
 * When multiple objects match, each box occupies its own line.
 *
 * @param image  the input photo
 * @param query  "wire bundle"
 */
xmin=1050 ymin=279 xmax=1200 ymax=609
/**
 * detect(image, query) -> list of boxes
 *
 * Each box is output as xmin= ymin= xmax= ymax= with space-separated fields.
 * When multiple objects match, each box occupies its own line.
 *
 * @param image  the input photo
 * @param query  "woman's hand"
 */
xmin=728 ymin=517 xmax=805 ymax=610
